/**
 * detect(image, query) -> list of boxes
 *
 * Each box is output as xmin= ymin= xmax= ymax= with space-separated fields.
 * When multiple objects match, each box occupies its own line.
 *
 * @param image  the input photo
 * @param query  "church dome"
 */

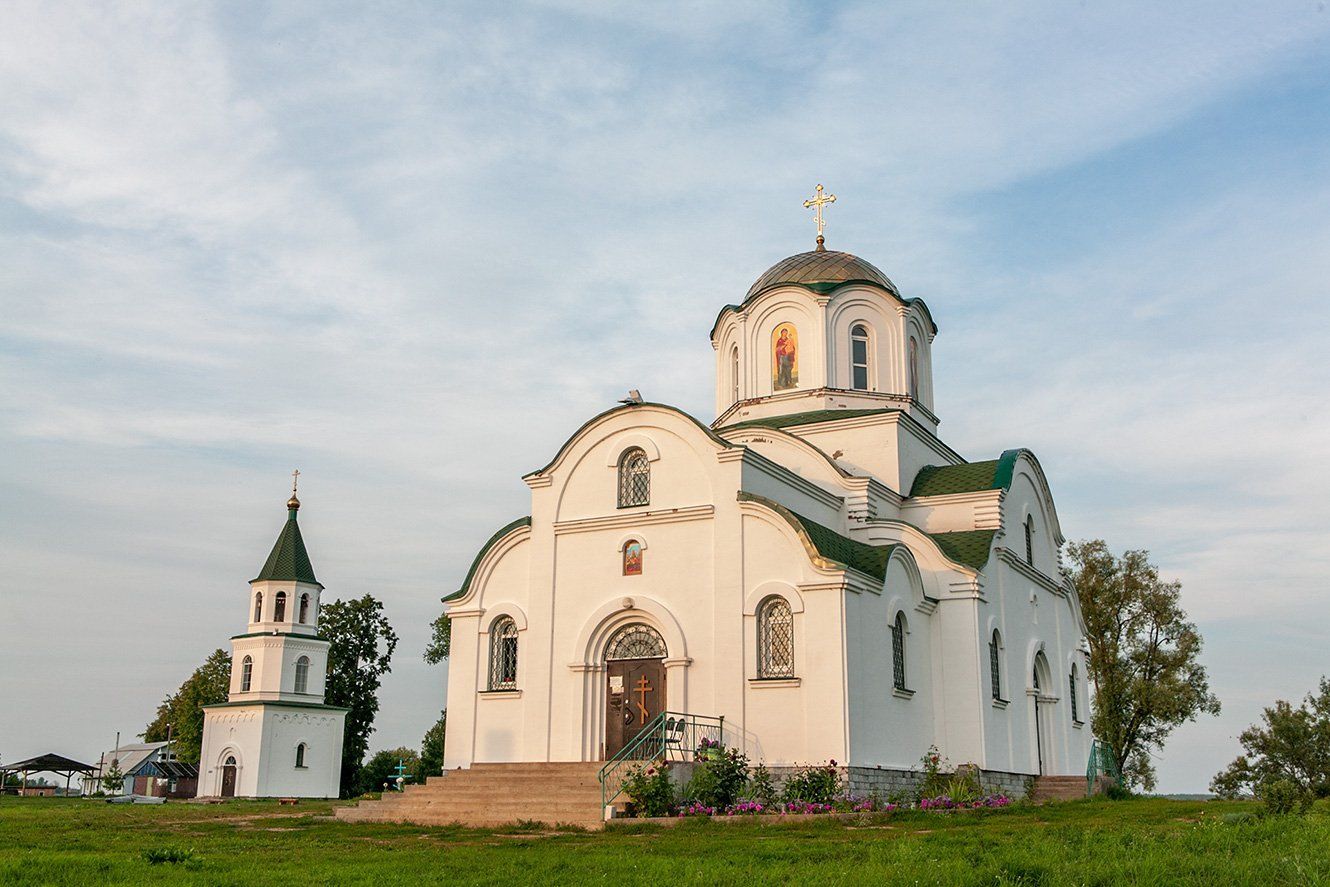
xmin=745 ymin=249 xmax=899 ymax=302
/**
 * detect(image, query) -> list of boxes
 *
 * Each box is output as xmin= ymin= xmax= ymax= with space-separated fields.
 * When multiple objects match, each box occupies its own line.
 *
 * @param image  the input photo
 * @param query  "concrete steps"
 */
xmin=335 ymin=762 xmax=612 ymax=830
xmin=1029 ymin=775 xmax=1087 ymax=802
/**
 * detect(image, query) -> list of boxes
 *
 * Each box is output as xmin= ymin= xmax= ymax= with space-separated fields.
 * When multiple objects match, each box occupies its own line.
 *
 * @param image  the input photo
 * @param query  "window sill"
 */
xmin=294 ymin=766 xmax=308 ymax=770
xmin=1072 ymin=719 xmax=1085 ymax=729
xmin=892 ymin=687 xmax=915 ymax=699
xmin=991 ymin=698 xmax=1009 ymax=709
xmin=748 ymin=677 xmax=800 ymax=688
xmin=479 ymin=689 xmax=522 ymax=698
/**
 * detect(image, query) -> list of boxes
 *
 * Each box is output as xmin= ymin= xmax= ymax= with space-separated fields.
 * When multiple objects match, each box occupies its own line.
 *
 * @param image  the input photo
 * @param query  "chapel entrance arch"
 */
xmin=220 ymin=756 xmax=237 ymax=798
xmin=603 ymin=624 xmax=667 ymax=759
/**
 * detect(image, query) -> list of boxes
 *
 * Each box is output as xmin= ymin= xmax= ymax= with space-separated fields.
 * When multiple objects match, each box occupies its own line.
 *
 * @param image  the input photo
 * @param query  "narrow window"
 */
xmin=891 ymin=613 xmax=907 ymax=691
xmin=617 ymin=448 xmax=650 ymax=508
xmin=294 ymin=655 xmax=310 ymax=694
xmin=850 ymin=324 xmax=870 ymax=390
xmin=1070 ymin=664 xmax=1080 ymax=723
xmin=299 ymin=593 xmax=310 ymax=624
xmin=757 ymin=596 xmax=794 ymax=678
xmin=730 ymin=345 xmax=740 ymax=402
xmin=253 ymin=592 xmax=263 ymax=623
xmin=295 ymin=743 xmax=306 ymax=768
xmin=240 ymin=655 xmax=253 ymax=692
xmin=274 ymin=591 xmax=287 ymax=622
xmin=989 ymin=630 xmax=1002 ymax=700
xmin=1025 ymin=515 xmax=1035 ymax=567
xmin=488 ymin=617 xmax=518 ymax=690
xmin=908 ymin=337 xmax=920 ymax=401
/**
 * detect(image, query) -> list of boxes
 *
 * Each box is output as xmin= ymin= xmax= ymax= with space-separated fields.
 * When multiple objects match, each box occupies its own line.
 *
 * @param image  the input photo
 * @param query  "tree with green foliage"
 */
xmin=101 ymin=759 xmax=125 ymax=794
xmin=143 ymin=648 xmax=232 ymax=764
xmin=322 ymin=594 xmax=399 ymax=797
xmin=357 ymin=747 xmax=421 ymax=796
xmin=424 ymin=612 xmax=451 ymax=665
xmin=1211 ymin=677 xmax=1330 ymax=803
xmin=1067 ymin=540 xmax=1220 ymax=791
xmin=419 ymin=710 xmax=447 ymax=778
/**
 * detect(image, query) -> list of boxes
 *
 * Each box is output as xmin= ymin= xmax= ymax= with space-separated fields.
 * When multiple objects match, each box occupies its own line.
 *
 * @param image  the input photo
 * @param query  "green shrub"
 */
xmin=142 ymin=846 xmax=200 ymax=867
xmin=1102 ymin=781 xmax=1132 ymax=801
xmin=781 ymin=761 xmax=843 ymax=805
xmin=622 ymin=762 xmax=675 ymax=818
xmin=746 ymin=763 xmax=777 ymax=805
xmin=686 ymin=747 xmax=749 ymax=808
xmin=1260 ymin=778 xmax=1311 ymax=815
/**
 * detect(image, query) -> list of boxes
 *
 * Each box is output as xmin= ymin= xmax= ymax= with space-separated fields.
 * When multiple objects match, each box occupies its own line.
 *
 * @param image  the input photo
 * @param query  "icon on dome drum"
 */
xmin=772 ymin=324 xmax=799 ymax=390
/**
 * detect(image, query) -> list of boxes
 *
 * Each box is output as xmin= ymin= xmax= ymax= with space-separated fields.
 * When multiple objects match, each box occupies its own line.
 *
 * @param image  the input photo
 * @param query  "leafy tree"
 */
xmin=143 ymin=648 xmax=232 ymax=764
xmin=357 ymin=747 xmax=420 ymax=796
xmin=1067 ymin=540 xmax=1220 ymax=791
xmin=1211 ymin=677 xmax=1330 ymax=802
xmin=423 ymin=612 xmax=451 ymax=665
xmin=101 ymin=759 xmax=125 ymax=794
xmin=322 ymin=595 xmax=399 ymax=797
xmin=419 ymin=710 xmax=447 ymax=778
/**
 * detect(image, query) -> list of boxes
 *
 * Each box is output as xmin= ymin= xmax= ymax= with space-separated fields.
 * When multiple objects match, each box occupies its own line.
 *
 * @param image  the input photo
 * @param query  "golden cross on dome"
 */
xmin=803 ymin=183 xmax=837 ymax=251
xmin=291 ymin=469 xmax=300 ymax=493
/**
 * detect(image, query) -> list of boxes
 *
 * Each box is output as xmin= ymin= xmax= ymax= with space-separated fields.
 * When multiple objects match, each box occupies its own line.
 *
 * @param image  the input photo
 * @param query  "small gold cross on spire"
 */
xmin=803 ymin=183 xmax=837 ymax=251
xmin=288 ymin=469 xmax=301 ymax=511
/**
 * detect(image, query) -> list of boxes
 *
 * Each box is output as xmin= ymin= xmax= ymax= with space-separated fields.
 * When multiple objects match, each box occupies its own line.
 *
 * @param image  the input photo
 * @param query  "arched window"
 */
xmin=850 ymin=324 xmax=870 ymax=391
xmin=891 ymin=612 xmax=907 ymax=691
xmin=605 ymin=623 xmax=667 ymax=660
xmin=299 ymin=593 xmax=310 ymax=624
xmin=295 ymin=743 xmax=306 ymax=768
xmin=294 ymin=655 xmax=310 ymax=694
xmin=1069 ymin=664 xmax=1081 ymax=723
xmin=908 ymin=337 xmax=919 ymax=401
xmin=730 ymin=345 xmax=740 ymax=402
xmin=1026 ymin=513 xmax=1037 ymax=569
xmin=488 ymin=617 xmax=519 ymax=690
xmin=989 ymin=630 xmax=1003 ymax=701
xmin=274 ymin=591 xmax=287 ymax=622
xmin=617 ymin=448 xmax=650 ymax=508
xmin=757 ymin=596 xmax=794 ymax=678
xmin=240 ymin=655 xmax=253 ymax=692
xmin=253 ymin=592 xmax=263 ymax=623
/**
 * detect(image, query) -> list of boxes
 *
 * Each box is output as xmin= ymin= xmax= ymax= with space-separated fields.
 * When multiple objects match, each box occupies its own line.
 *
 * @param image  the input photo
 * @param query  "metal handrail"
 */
xmin=597 ymin=711 xmax=725 ymax=810
xmin=1086 ymin=737 xmax=1120 ymax=794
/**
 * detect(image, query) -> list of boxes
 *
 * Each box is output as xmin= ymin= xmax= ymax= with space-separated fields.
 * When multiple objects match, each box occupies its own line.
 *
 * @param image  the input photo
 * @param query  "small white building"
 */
xmin=441 ymin=238 xmax=1092 ymax=796
xmin=196 ymin=489 xmax=346 ymax=798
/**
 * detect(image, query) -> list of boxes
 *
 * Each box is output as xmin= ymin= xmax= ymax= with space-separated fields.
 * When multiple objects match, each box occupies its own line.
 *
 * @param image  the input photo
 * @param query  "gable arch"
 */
xmin=570 ymin=595 xmax=688 ymax=667
xmin=481 ymin=602 xmax=529 ymax=633
xmin=742 ymin=580 xmax=806 ymax=616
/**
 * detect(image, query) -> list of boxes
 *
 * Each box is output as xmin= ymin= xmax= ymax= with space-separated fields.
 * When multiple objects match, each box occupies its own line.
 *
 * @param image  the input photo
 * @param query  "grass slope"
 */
xmin=1 ymin=797 xmax=1328 ymax=885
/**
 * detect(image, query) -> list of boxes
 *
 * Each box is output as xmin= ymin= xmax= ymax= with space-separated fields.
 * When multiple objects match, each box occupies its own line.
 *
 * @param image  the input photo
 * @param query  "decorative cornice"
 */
xmin=553 ymin=504 xmax=714 ymax=535
xmin=995 ymin=548 xmax=1066 ymax=594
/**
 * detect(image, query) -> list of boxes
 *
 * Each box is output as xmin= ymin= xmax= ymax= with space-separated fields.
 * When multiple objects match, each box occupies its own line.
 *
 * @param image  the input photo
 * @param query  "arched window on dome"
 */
xmin=488 ymin=617 xmax=519 ymax=691
xmin=298 ymin=593 xmax=310 ymax=624
xmin=730 ymin=345 xmax=740 ymax=402
xmin=908 ymin=337 xmax=920 ymax=401
xmin=274 ymin=591 xmax=287 ymax=622
xmin=294 ymin=655 xmax=311 ymax=694
xmin=891 ymin=612 xmax=908 ymax=692
xmin=989 ymin=629 xmax=1003 ymax=701
xmin=240 ymin=655 xmax=253 ymax=692
xmin=617 ymin=448 xmax=650 ymax=508
xmin=757 ymin=596 xmax=794 ymax=678
xmin=253 ymin=592 xmax=263 ymax=623
xmin=1025 ymin=515 xmax=1035 ymax=567
xmin=851 ymin=324 xmax=871 ymax=390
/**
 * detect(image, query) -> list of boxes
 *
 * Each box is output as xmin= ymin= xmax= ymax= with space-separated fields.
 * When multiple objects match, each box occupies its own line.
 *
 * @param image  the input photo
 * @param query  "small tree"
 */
xmin=1068 ymin=540 xmax=1220 ymax=790
xmin=1211 ymin=677 xmax=1330 ymax=803
xmin=424 ymin=612 xmax=451 ymax=665
xmin=419 ymin=710 xmax=447 ymax=778
xmin=357 ymin=747 xmax=421 ymax=796
xmin=102 ymin=760 xmax=125 ymax=794
xmin=322 ymin=595 xmax=399 ymax=797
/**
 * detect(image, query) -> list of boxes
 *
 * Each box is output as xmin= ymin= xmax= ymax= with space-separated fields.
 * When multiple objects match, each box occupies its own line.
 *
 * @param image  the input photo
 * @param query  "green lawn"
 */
xmin=1 ymin=796 xmax=1328 ymax=886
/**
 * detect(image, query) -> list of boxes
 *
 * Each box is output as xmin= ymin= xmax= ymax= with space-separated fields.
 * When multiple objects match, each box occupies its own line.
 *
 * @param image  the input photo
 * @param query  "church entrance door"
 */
xmin=605 ymin=658 xmax=665 ymax=759
xmin=220 ymin=757 xmax=237 ymax=798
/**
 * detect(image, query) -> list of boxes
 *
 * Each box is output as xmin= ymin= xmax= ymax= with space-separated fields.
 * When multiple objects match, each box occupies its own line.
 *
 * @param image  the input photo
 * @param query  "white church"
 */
xmin=435 ymin=194 xmax=1092 ymax=799
xmin=196 ymin=484 xmax=346 ymax=798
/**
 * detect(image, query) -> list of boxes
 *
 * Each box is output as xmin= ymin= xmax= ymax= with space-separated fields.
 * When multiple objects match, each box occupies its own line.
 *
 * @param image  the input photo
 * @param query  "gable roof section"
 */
xmin=928 ymin=529 xmax=997 ymax=571
xmin=253 ymin=510 xmax=319 ymax=585
xmin=443 ymin=516 xmax=533 ymax=603
xmin=737 ymin=492 xmax=895 ymax=582
xmin=909 ymin=449 xmax=1021 ymax=498
xmin=725 ymin=408 xmax=900 ymax=431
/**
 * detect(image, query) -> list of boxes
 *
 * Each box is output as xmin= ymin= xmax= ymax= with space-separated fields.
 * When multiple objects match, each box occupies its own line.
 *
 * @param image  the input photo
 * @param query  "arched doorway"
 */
xmin=604 ymin=624 xmax=667 ymax=758
xmin=1032 ymin=652 xmax=1052 ymax=775
xmin=220 ymin=756 xmax=237 ymax=798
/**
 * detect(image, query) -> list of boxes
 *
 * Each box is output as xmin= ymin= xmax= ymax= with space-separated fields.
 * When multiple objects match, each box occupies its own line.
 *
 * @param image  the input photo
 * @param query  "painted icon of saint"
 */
xmin=773 ymin=324 xmax=798 ymax=390
xmin=623 ymin=541 xmax=643 ymax=576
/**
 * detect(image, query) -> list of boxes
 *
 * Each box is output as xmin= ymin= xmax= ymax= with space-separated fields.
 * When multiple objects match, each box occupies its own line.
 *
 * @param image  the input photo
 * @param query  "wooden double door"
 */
xmin=605 ymin=658 xmax=665 ymax=759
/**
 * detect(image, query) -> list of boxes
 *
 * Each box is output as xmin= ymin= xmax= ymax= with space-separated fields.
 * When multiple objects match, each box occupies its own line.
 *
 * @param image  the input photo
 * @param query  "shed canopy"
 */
xmin=2 ymin=753 xmax=96 ymax=774
xmin=133 ymin=759 xmax=198 ymax=779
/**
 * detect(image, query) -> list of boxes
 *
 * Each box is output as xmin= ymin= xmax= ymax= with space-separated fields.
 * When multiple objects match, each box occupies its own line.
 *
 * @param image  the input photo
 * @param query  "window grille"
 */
xmin=605 ymin=623 xmax=667 ymax=660
xmin=757 ymin=597 xmax=795 ymax=678
xmin=891 ymin=613 xmax=907 ymax=691
xmin=488 ymin=618 xmax=519 ymax=690
xmin=617 ymin=448 xmax=650 ymax=507
xmin=1069 ymin=666 xmax=1080 ymax=722
xmin=294 ymin=656 xmax=310 ymax=694
xmin=241 ymin=655 xmax=253 ymax=692
xmin=274 ymin=591 xmax=287 ymax=622
xmin=1025 ymin=516 xmax=1035 ymax=566
xmin=253 ymin=593 xmax=263 ymax=623
xmin=295 ymin=744 xmax=306 ymax=768
xmin=989 ymin=631 xmax=1002 ymax=700
xmin=851 ymin=324 xmax=870 ymax=391
xmin=299 ymin=593 xmax=310 ymax=624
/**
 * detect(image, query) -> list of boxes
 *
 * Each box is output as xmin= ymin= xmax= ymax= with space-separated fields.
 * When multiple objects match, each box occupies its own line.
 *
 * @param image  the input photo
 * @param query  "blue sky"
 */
xmin=2 ymin=1 xmax=1328 ymax=793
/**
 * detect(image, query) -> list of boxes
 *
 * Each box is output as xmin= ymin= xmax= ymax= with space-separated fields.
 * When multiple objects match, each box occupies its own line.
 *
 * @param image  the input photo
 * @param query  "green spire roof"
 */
xmin=252 ymin=504 xmax=319 ymax=585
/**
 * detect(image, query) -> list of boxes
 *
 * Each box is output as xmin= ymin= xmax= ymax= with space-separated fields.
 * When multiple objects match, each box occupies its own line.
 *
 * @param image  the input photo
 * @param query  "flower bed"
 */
xmin=672 ymin=795 xmax=1009 ymax=818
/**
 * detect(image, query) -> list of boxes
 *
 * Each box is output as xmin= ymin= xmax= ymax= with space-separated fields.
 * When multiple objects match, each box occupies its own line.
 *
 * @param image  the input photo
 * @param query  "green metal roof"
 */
xmin=726 ymin=408 xmax=900 ymax=431
xmin=909 ymin=449 xmax=1022 ymax=498
xmin=252 ymin=507 xmax=319 ymax=585
xmin=928 ymin=529 xmax=997 ymax=570
xmin=444 ymin=516 xmax=532 ymax=603
xmin=745 ymin=250 xmax=901 ymax=301
xmin=790 ymin=511 xmax=896 ymax=581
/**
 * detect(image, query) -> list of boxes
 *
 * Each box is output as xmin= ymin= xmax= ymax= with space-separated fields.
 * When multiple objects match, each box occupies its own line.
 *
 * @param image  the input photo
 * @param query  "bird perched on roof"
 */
xmin=619 ymin=389 xmax=643 ymax=404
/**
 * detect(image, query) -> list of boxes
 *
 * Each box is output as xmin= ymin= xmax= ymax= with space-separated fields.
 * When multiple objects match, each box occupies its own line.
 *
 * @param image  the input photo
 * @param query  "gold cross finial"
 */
xmin=288 ymin=469 xmax=301 ymax=511
xmin=291 ymin=469 xmax=300 ymax=493
xmin=803 ymin=183 xmax=837 ymax=251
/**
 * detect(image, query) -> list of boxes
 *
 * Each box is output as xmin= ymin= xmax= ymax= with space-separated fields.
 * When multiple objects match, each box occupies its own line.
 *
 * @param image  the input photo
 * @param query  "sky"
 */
xmin=2 ymin=1 xmax=1328 ymax=794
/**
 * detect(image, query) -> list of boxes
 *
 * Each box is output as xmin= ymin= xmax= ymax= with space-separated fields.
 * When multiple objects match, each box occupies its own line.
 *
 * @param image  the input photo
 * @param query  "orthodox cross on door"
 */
xmin=633 ymin=675 xmax=653 ymax=725
xmin=802 ymin=183 xmax=837 ymax=250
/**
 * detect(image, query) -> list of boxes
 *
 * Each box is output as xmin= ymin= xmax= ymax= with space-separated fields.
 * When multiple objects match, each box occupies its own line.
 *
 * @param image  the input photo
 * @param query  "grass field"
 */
xmin=2 ymin=796 xmax=1328 ymax=885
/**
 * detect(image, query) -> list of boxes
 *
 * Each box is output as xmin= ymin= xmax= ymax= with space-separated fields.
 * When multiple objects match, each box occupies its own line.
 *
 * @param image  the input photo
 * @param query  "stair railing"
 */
xmin=598 ymin=711 xmax=725 ymax=810
xmin=1086 ymin=738 xmax=1120 ymax=795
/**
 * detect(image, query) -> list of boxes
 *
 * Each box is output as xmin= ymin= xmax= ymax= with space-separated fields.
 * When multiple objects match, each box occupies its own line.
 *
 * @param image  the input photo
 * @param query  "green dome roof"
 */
xmin=745 ymin=250 xmax=899 ymax=301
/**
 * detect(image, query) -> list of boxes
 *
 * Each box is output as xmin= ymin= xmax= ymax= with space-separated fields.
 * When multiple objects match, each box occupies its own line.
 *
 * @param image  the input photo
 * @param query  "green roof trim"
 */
xmin=252 ymin=507 xmax=319 ymax=585
xmin=928 ymin=529 xmax=997 ymax=571
xmin=444 ymin=516 xmax=533 ymax=603
xmin=738 ymin=492 xmax=896 ymax=582
xmin=726 ymin=408 xmax=900 ymax=431
xmin=909 ymin=449 xmax=1022 ymax=498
